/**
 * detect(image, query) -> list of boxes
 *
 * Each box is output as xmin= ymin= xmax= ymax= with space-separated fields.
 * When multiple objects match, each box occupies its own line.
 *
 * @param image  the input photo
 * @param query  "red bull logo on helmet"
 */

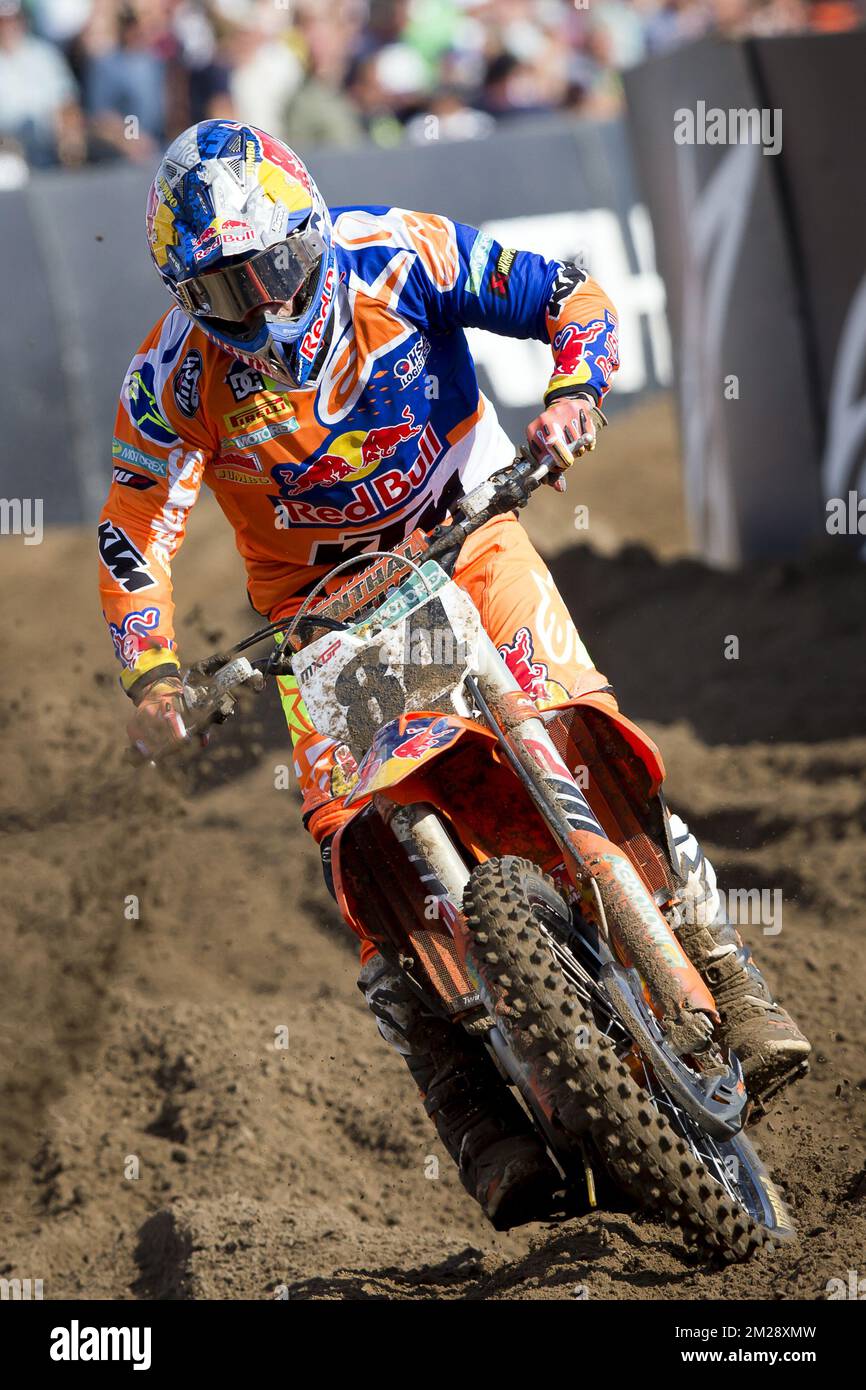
xmin=192 ymin=218 xmax=256 ymax=261
xmin=299 ymin=264 xmax=336 ymax=363
xmin=257 ymin=132 xmax=312 ymax=191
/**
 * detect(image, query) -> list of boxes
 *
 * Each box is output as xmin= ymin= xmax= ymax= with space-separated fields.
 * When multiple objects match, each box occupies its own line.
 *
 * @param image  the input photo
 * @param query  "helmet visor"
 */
xmin=176 ymin=228 xmax=326 ymax=324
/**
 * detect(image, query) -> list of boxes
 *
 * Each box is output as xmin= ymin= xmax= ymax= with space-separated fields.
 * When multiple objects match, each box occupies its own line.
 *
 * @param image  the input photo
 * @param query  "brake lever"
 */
xmin=182 ymin=656 xmax=264 ymax=711
xmin=427 ymin=453 xmax=551 ymax=565
xmin=127 ymin=655 xmax=266 ymax=769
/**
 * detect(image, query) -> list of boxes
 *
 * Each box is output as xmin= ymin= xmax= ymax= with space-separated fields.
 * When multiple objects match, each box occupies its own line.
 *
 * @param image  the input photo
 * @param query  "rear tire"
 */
xmin=462 ymin=855 xmax=794 ymax=1260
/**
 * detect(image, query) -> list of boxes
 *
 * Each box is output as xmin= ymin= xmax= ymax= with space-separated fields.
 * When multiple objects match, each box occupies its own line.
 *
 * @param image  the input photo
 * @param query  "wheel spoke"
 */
xmin=539 ymin=915 xmax=761 ymax=1218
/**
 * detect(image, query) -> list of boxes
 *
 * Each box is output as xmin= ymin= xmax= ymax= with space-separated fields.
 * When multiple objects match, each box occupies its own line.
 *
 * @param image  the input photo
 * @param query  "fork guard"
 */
xmin=601 ymin=961 xmax=747 ymax=1139
xmin=333 ymin=706 xmax=718 ymax=1029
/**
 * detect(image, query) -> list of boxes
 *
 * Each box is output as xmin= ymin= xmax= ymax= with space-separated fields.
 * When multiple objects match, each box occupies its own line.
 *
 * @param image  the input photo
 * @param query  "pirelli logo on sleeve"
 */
xmin=223 ymin=395 xmax=296 ymax=434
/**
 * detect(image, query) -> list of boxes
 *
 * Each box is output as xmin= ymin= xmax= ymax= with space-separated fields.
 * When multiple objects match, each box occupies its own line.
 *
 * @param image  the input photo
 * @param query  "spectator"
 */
xmin=482 ymin=49 xmax=557 ymax=119
xmin=171 ymin=0 xmax=234 ymax=124
xmin=0 ymin=0 xmax=85 ymax=166
xmin=589 ymin=0 xmax=650 ymax=66
xmin=223 ymin=5 xmax=303 ymax=138
xmin=4 ymin=0 xmax=864 ymax=170
xmin=357 ymin=0 xmax=414 ymax=58
xmin=808 ymin=0 xmax=862 ymax=29
xmin=347 ymin=43 xmax=430 ymax=144
xmin=279 ymin=2 xmax=363 ymax=149
xmin=405 ymin=84 xmax=495 ymax=144
xmin=83 ymin=2 xmax=168 ymax=161
xmin=30 ymin=0 xmax=94 ymax=45
xmin=710 ymin=0 xmax=760 ymax=33
xmin=748 ymin=0 xmax=810 ymax=33
xmin=643 ymin=1 xmax=711 ymax=54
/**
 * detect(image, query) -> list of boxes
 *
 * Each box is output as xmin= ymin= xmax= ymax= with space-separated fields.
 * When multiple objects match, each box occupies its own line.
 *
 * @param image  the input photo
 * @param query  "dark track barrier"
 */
xmin=624 ymin=30 xmax=865 ymax=565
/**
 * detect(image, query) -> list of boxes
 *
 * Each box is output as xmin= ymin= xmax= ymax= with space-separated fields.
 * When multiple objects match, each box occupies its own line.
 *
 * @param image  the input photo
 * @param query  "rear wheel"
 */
xmin=461 ymin=855 xmax=795 ymax=1260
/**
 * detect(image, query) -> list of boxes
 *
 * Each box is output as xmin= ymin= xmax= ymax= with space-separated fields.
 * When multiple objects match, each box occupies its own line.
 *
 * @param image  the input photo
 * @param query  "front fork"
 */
xmin=380 ymin=796 xmax=573 ymax=1155
xmin=469 ymin=633 xmax=718 ymax=1042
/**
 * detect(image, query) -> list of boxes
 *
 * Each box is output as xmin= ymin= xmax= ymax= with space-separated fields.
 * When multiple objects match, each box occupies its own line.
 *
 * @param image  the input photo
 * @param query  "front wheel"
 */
xmin=461 ymin=856 xmax=795 ymax=1260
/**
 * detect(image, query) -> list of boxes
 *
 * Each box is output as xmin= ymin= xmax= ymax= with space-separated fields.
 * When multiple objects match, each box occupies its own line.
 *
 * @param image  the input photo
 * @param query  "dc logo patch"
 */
xmin=226 ymin=360 xmax=266 ymax=402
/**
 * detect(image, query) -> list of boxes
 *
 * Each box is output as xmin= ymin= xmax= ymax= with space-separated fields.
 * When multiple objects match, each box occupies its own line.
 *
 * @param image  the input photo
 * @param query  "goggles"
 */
xmin=176 ymin=227 xmax=326 ymax=324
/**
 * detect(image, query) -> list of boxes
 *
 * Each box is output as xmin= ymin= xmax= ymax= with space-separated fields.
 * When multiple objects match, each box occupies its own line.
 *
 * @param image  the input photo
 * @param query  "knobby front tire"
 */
xmin=461 ymin=855 xmax=794 ymax=1260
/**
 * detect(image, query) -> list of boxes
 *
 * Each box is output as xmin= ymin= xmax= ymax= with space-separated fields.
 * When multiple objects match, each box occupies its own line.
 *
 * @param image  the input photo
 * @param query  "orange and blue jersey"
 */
xmin=99 ymin=204 xmax=619 ymax=697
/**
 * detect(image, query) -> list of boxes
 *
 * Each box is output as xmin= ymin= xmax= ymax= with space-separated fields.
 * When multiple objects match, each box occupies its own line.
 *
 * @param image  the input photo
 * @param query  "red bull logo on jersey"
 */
xmin=551 ymin=310 xmax=618 ymax=386
xmin=273 ymin=406 xmax=427 ymax=497
xmin=551 ymin=318 xmax=607 ymax=379
xmin=594 ymin=314 xmax=619 ymax=383
xmin=108 ymin=606 xmax=173 ymax=671
xmin=279 ymin=453 xmax=357 ymax=495
xmin=272 ymin=420 xmax=443 ymax=529
xmin=360 ymin=405 xmax=422 ymax=467
xmin=499 ymin=627 xmax=549 ymax=702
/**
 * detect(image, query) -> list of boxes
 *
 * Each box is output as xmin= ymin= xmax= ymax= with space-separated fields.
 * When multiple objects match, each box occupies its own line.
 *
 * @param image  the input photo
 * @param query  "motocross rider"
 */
xmin=100 ymin=121 xmax=810 ymax=1230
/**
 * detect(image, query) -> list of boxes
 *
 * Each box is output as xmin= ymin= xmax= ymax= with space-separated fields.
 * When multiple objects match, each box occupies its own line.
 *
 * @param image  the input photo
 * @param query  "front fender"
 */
xmin=345 ymin=712 xmax=498 ymax=805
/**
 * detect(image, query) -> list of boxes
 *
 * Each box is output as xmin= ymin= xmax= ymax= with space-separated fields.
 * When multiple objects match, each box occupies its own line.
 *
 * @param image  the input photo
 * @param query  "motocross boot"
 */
xmin=668 ymin=814 xmax=811 ymax=1104
xmin=359 ymin=955 xmax=560 ymax=1230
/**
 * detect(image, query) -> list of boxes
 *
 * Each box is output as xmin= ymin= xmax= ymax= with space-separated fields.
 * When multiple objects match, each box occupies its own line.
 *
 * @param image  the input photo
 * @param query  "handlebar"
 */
xmin=133 ymin=447 xmax=554 ymax=764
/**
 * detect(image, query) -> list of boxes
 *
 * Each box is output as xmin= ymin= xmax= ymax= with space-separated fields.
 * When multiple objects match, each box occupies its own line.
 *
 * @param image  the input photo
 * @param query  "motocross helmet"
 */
xmin=146 ymin=120 xmax=337 ymax=389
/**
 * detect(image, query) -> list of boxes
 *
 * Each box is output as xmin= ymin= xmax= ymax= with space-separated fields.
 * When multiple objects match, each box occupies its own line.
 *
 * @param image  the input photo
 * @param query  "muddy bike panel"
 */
xmin=291 ymin=561 xmax=482 ymax=760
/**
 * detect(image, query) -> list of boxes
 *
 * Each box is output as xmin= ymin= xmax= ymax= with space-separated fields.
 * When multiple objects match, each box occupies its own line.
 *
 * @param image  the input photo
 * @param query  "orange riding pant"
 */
xmin=272 ymin=513 xmax=616 ymax=843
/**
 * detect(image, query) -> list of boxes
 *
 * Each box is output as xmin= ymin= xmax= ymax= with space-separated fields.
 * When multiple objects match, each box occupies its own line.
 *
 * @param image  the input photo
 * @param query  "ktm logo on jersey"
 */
xmin=98 ymin=520 xmax=156 ymax=593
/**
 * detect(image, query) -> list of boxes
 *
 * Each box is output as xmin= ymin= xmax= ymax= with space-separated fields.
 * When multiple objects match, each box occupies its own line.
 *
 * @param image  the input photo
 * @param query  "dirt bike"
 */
xmin=169 ymin=447 xmax=795 ymax=1260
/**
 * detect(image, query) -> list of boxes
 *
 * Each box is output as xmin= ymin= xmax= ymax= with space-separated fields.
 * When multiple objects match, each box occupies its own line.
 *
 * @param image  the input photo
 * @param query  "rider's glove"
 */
xmin=527 ymin=391 xmax=607 ymax=492
xmin=127 ymin=675 xmax=189 ymax=761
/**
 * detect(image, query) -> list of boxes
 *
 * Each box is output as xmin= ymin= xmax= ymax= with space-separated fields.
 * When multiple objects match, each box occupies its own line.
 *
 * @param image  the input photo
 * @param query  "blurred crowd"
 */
xmin=0 ymin=0 xmax=862 ymax=180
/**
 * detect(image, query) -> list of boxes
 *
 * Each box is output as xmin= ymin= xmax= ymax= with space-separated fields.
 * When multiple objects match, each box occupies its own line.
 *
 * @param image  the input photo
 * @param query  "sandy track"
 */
xmin=1 ymin=397 xmax=864 ymax=1299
